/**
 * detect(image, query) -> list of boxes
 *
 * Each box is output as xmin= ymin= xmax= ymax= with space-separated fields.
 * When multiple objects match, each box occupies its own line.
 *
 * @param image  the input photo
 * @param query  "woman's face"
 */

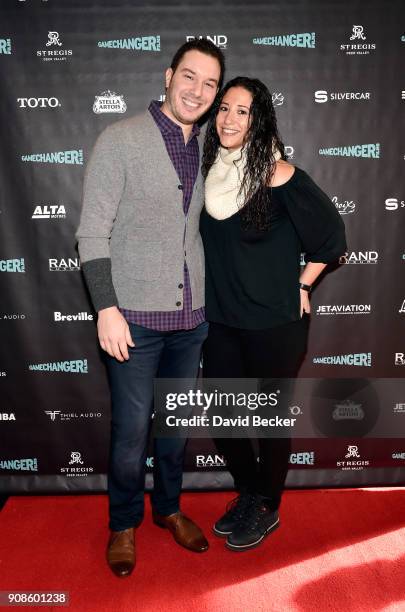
xmin=215 ymin=86 xmax=252 ymax=151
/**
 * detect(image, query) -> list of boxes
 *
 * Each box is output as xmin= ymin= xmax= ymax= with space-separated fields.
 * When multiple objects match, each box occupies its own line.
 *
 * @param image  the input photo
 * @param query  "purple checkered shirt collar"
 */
xmin=148 ymin=100 xmax=201 ymax=139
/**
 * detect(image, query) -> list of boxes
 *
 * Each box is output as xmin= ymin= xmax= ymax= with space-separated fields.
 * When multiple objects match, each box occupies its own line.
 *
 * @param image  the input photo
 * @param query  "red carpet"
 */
xmin=1 ymin=489 xmax=405 ymax=611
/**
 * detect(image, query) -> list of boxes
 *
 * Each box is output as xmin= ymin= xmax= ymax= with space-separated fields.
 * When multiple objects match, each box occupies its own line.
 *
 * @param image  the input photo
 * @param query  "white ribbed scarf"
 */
xmin=205 ymin=146 xmax=281 ymax=220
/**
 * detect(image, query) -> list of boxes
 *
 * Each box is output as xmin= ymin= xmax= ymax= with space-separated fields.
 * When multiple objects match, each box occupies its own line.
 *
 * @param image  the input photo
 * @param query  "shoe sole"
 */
xmin=225 ymin=518 xmax=280 ymax=551
xmin=212 ymin=525 xmax=233 ymax=537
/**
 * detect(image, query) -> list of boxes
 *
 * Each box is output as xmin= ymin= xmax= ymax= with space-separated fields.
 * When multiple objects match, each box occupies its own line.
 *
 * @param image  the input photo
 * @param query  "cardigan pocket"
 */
xmin=121 ymin=228 xmax=163 ymax=281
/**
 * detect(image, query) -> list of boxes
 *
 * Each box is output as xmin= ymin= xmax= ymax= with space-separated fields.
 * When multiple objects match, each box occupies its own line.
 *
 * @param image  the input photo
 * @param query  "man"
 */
xmin=76 ymin=39 xmax=225 ymax=577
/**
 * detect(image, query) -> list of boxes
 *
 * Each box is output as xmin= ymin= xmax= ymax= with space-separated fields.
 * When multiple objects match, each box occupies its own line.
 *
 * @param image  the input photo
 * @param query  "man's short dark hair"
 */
xmin=170 ymin=39 xmax=225 ymax=90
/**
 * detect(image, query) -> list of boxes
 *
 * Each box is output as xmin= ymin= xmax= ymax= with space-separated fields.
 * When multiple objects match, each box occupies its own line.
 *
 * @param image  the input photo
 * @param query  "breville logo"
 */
xmin=54 ymin=311 xmax=94 ymax=322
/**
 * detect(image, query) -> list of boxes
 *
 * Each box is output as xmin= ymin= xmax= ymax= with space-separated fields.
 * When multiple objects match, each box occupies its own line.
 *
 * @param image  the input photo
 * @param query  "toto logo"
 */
xmin=17 ymin=97 xmax=61 ymax=108
xmin=310 ymin=379 xmax=379 ymax=438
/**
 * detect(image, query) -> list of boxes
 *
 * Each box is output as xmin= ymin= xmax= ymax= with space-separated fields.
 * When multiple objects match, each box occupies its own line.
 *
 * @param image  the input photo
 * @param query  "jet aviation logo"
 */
xmin=97 ymin=36 xmax=160 ymax=51
xmin=319 ymin=144 xmax=380 ymax=158
xmin=21 ymin=150 xmax=83 ymax=164
xmin=253 ymin=32 xmax=315 ymax=48
xmin=93 ymin=91 xmax=127 ymax=114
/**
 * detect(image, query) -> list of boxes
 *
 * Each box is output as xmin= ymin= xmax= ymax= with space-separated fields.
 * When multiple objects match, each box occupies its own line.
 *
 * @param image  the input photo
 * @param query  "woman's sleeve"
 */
xmin=283 ymin=170 xmax=347 ymax=263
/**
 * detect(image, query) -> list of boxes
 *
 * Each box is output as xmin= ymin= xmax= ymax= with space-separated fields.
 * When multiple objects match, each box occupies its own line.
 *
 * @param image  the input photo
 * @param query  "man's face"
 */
xmin=164 ymin=49 xmax=221 ymax=126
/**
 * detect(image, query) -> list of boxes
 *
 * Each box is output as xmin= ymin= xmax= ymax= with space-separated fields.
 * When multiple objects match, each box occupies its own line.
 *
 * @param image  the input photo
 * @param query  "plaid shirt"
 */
xmin=120 ymin=101 xmax=205 ymax=330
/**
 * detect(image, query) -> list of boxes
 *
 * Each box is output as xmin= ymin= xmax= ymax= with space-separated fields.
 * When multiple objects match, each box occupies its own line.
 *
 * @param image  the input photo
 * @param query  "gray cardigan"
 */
xmin=76 ymin=111 xmax=205 ymax=312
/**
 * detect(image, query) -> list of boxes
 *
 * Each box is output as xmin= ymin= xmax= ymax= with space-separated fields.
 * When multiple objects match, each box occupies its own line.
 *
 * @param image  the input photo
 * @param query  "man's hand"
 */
xmin=97 ymin=306 xmax=135 ymax=362
xmin=300 ymin=289 xmax=311 ymax=317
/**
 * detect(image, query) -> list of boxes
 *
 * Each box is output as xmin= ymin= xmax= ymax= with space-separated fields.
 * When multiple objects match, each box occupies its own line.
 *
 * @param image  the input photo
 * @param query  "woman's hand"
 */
xmin=300 ymin=288 xmax=311 ymax=317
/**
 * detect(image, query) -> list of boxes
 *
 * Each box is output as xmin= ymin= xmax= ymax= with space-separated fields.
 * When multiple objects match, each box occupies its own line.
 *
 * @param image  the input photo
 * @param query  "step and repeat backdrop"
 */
xmin=1 ymin=0 xmax=404 ymax=493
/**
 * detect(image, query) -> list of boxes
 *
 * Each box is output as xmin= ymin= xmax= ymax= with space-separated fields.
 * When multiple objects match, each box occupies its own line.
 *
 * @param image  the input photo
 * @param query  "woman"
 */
xmin=200 ymin=77 xmax=346 ymax=551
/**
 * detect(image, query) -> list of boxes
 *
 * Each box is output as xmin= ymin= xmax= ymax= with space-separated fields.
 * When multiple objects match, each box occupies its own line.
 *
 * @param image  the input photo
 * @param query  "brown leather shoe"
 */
xmin=106 ymin=527 xmax=135 ymax=577
xmin=152 ymin=511 xmax=209 ymax=552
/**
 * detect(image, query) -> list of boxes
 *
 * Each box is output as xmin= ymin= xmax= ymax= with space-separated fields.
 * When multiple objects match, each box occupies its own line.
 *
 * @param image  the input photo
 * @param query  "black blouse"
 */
xmin=200 ymin=167 xmax=347 ymax=330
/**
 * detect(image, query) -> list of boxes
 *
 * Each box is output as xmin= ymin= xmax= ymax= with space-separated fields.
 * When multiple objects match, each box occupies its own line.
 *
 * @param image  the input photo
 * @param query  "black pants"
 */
xmin=203 ymin=316 xmax=309 ymax=511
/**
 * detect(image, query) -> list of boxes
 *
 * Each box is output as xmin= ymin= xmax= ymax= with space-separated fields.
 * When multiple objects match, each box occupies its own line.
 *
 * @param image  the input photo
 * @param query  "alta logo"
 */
xmin=93 ymin=91 xmax=127 ymax=114
xmin=186 ymin=35 xmax=227 ymax=49
xmin=253 ymin=32 xmax=315 ymax=48
xmin=32 ymin=205 xmax=66 ymax=219
xmin=49 ymin=258 xmax=80 ymax=271
xmin=0 ymin=39 xmax=12 ymax=54
xmin=332 ymin=196 xmax=356 ymax=214
xmin=60 ymin=451 xmax=94 ymax=477
xmin=385 ymin=198 xmax=405 ymax=210
xmin=196 ymin=454 xmax=226 ymax=468
xmin=332 ymin=400 xmax=364 ymax=421
xmin=313 ymin=353 xmax=372 ymax=366
xmin=44 ymin=410 xmax=101 ymax=422
xmin=54 ymin=311 xmax=93 ymax=322
xmin=315 ymin=90 xmax=370 ymax=103
xmin=21 ymin=150 xmax=83 ymax=164
xmin=339 ymin=251 xmax=378 ymax=264
xmin=316 ymin=304 xmax=371 ymax=315
xmin=0 ymin=258 xmax=25 ymax=272
xmin=395 ymin=353 xmax=405 ymax=366
xmin=97 ymin=36 xmax=160 ymax=51
xmin=0 ymin=413 xmax=16 ymax=421
xmin=319 ymin=144 xmax=380 ymax=158
xmin=289 ymin=452 xmax=314 ymax=465
xmin=28 ymin=359 xmax=88 ymax=373
xmin=337 ymin=445 xmax=370 ymax=470
xmin=17 ymin=97 xmax=61 ymax=109
xmin=340 ymin=25 xmax=376 ymax=55
xmin=0 ymin=458 xmax=38 ymax=471
xmin=37 ymin=32 xmax=73 ymax=62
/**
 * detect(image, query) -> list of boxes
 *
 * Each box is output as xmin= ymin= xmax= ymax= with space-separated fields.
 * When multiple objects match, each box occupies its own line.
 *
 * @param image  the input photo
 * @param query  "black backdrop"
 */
xmin=1 ymin=0 xmax=404 ymax=493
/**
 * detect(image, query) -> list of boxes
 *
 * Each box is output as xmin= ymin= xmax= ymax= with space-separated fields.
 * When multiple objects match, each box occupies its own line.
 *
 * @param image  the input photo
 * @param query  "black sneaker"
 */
xmin=225 ymin=497 xmax=280 ymax=551
xmin=213 ymin=492 xmax=257 ymax=537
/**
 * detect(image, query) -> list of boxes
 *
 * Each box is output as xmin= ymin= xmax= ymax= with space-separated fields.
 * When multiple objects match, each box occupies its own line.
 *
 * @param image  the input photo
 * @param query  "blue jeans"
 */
xmin=106 ymin=321 xmax=208 ymax=531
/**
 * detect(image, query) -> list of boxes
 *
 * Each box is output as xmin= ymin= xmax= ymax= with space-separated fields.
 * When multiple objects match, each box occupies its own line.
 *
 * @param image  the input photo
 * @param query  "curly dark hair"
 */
xmin=202 ymin=76 xmax=286 ymax=230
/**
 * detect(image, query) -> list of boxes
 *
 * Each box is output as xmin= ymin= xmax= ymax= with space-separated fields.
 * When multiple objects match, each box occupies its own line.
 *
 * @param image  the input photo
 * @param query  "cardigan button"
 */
xmin=178 ymin=184 xmax=183 ymax=190
xmin=178 ymin=283 xmax=183 ymax=289
xmin=176 ymin=301 xmax=182 ymax=307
